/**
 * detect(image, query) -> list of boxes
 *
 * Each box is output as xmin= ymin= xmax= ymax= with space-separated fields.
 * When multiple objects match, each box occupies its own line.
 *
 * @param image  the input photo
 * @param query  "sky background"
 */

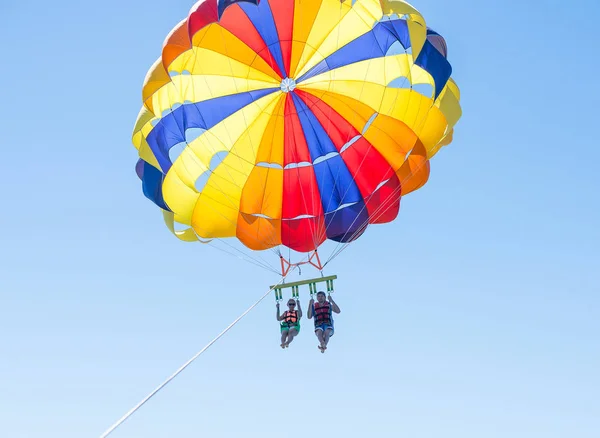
xmin=1 ymin=0 xmax=599 ymax=437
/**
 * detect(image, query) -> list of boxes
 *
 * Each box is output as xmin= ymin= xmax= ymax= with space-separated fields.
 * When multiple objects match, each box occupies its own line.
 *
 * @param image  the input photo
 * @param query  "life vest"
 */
xmin=284 ymin=310 xmax=298 ymax=325
xmin=313 ymin=302 xmax=332 ymax=326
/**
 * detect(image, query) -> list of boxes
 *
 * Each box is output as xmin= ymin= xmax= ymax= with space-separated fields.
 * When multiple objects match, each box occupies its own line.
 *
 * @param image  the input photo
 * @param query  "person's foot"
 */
xmin=318 ymin=345 xmax=325 ymax=353
xmin=280 ymin=343 xmax=286 ymax=349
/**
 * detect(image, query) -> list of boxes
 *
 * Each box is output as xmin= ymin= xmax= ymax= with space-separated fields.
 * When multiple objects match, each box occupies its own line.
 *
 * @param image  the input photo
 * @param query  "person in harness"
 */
xmin=308 ymin=291 xmax=341 ymax=353
xmin=276 ymin=298 xmax=302 ymax=348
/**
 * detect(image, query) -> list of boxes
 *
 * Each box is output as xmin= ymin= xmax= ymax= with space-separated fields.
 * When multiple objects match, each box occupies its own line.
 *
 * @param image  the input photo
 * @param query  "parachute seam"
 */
xmin=316 ymin=21 xmax=381 ymax=245
xmin=218 ymin=23 xmax=280 ymax=251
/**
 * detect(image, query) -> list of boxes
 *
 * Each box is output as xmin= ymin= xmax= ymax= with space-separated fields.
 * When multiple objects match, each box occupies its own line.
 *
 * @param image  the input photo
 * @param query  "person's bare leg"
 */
xmin=281 ymin=330 xmax=288 ymax=348
xmin=286 ymin=328 xmax=298 ymax=347
xmin=315 ymin=329 xmax=325 ymax=352
xmin=323 ymin=328 xmax=333 ymax=350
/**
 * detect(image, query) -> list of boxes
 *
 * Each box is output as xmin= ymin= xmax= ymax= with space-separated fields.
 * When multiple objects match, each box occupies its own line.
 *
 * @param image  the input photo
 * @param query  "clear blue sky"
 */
xmin=1 ymin=0 xmax=599 ymax=437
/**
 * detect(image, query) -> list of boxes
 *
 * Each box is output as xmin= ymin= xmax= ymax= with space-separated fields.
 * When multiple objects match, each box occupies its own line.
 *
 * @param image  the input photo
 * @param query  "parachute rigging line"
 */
xmin=98 ymin=270 xmax=296 ymax=438
xmin=324 ymin=95 xmax=438 ymax=268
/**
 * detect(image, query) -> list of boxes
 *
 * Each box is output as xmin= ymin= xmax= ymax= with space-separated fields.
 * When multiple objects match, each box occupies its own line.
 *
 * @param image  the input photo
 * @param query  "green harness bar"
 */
xmin=272 ymin=275 xmax=337 ymax=302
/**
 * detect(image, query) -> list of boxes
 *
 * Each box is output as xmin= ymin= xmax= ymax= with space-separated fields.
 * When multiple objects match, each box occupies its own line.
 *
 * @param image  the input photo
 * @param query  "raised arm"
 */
xmin=328 ymin=295 xmax=341 ymax=314
xmin=276 ymin=303 xmax=284 ymax=321
xmin=296 ymin=299 xmax=303 ymax=319
xmin=307 ymin=298 xmax=314 ymax=319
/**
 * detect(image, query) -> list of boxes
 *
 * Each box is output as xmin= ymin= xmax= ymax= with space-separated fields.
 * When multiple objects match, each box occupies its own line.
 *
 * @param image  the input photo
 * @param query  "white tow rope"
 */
xmin=99 ymin=275 xmax=290 ymax=437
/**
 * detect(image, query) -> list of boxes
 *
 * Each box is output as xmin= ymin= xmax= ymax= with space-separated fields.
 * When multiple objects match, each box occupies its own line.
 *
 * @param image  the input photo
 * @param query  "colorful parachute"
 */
xmin=132 ymin=0 xmax=461 ymax=256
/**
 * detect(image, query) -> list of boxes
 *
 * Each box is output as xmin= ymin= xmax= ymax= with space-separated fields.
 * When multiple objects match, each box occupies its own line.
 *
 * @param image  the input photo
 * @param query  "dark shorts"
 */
xmin=314 ymin=323 xmax=334 ymax=336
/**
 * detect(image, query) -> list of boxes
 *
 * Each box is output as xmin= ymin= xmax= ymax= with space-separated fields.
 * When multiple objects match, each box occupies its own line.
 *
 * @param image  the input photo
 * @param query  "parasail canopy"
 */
xmin=132 ymin=0 xmax=462 ymax=257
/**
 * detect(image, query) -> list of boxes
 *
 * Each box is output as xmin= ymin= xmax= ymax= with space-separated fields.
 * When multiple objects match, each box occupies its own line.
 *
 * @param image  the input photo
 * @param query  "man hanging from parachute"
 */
xmin=309 ymin=291 xmax=341 ymax=353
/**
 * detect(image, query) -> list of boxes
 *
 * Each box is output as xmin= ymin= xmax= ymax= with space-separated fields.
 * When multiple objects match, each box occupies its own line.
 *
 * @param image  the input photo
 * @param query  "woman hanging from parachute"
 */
xmin=276 ymin=298 xmax=302 ymax=348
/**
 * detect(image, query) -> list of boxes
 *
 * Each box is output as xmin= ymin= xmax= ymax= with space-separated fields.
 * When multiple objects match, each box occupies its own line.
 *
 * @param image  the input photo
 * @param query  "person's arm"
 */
xmin=328 ymin=295 xmax=341 ymax=314
xmin=307 ymin=299 xmax=314 ymax=319
xmin=276 ymin=303 xmax=284 ymax=321
xmin=296 ymin=299 xmax=303 ymax=319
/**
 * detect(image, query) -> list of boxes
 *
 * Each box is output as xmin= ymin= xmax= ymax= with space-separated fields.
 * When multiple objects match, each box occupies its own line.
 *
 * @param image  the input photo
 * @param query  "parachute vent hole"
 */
xmin=388 ymin=76 xmax=411 ymax=89
xmin=386 ymin=41 xmax=406 ymax=56
xmin=412 ymin=83 xmax=434 ymax=98
xmin=313 ymin=151 xmax=339 ymax=165
xmin=250 ymin=213 xmax=274 ymax=220
xmin=257 ymin=162 xmax=283 ymax=169
xmin=326 ymin=202 xmax=358 ymax=214
xmin=195 ymin=151 xmax=229 ymax=193
xmin=284 ymin=214 xmax=315 ymax=220
xmin=284 ymin=162 xmax=311 ymax=170
xmin=340 ymin=135 xmax=361 ymax=153
xmin=374 ymin=179 xmax=391 ymax=192
xmin=195 ymin=172 xmax=211 ymax=192
xmin=362 ymin=112 xmax=378 ymax=135
xmin=209 ymin=151 xmax=229 ymax=170
xmin=169 ymin=142 xmax=187 ymax=164
xmin=185 ymin=127 xmax=206 ymax=143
